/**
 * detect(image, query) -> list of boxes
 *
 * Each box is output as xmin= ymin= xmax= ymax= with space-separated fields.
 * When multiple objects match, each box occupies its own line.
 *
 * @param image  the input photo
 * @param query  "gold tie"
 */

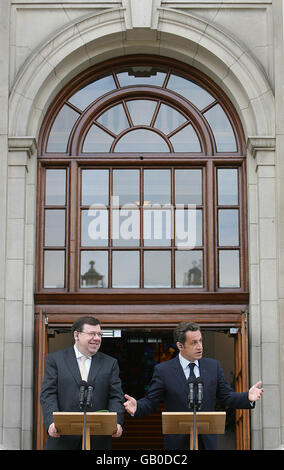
xmin=79 ymin=356 xmax=89 ymax=381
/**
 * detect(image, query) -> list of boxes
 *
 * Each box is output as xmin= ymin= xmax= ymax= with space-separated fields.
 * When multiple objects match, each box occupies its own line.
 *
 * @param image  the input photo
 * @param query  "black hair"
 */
xmin=71 ymin=316 xmax=101 ymax=335
xmin=174 ymin=322 xmax=201 ymax=344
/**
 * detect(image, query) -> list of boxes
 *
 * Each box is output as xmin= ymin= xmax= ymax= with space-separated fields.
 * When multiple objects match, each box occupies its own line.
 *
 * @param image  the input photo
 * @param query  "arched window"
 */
xmin=37 ymin=56 xmax=247 ymax=297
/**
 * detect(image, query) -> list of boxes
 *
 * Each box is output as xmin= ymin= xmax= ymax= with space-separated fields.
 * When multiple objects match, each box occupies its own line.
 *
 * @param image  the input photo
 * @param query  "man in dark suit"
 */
xmin=40 ymin=316 xmax=125 ymax=450
xmin=124 ymin=322 xmax=263 ymax=450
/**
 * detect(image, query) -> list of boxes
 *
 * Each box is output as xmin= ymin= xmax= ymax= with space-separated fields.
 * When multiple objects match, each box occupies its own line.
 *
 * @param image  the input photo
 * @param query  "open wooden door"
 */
xmin=33 ymin=310 xmax=48 ymax=450
xmin=234 ymin=312 xmax=250 ymax=450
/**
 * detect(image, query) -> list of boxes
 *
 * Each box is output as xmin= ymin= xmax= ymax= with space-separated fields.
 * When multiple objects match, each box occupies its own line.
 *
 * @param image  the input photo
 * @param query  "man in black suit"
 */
xmin=124 ymin=322 xmax=263 ymax=450
xmin=40 ymin=316 xmax=124 ymax=450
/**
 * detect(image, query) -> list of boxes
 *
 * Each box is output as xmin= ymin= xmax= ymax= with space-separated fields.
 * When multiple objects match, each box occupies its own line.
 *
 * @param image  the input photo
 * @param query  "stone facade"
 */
xmin=0 ymin=0 xmax=283 ymax=449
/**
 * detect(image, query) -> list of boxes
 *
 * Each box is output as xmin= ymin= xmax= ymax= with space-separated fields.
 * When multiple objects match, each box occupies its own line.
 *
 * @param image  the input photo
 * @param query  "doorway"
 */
xmin=47 ymin=326 xmax=236 ymax=450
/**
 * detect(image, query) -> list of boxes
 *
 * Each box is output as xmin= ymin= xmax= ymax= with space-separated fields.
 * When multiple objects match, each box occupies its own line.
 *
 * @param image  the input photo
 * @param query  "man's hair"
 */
xmin=174 ymin=322 xmax=201 ymax=344
xmin=71 ymin=316 xmax=101 ymax=335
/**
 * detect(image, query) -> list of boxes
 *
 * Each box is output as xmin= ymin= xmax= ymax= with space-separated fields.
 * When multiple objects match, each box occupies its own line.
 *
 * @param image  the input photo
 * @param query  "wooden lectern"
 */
xmin=53 ymin=411 xmax=117 ymax=450
xmin=162 ymin=411 xmax=226 ymax=450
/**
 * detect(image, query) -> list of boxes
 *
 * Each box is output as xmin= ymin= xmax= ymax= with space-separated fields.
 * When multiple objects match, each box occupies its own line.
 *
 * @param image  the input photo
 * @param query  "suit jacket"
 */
xmin=135 ymin=356 xmax=253 ymax=450
xmin=40 ymin=347 xmax=124 ymax=450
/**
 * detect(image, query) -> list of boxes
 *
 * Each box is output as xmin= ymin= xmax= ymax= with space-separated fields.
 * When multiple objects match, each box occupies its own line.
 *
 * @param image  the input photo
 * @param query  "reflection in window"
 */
xmin=126 ymin=100 xmax=157 ymax=126
xmin=113 ymin=170 xmax=140 ymax=206
xmin=217 ymin=169 xmax=238 ymax=205
xmin=83 ymin=124 xmax=114 ymax=152
xmin=218 ymin=209 xmax=239 ymax=246
xmin=69 ymin=75 xmax=116 ymax=110
xmin=114 ymin=129 xmax=169 ymax=152
xmin=44 ymin=251 xmax=65 ymax=288
xmin=112 ymin=251 xmax=139 ymax=288
xmin=143 ymin=209 xmax=171 ymax=246
xmin=80 ymin=251 xmax=108 ymax=288
xmin=81 ymin=169 xmax=109 ymax=206
xmin=154 ymin=103 xmax=186 ymax=134
xmin=175 ymin=169 xmax=202 ymax=205
xmin=144 ymin=251 xmax=171 ymax=288
xmin=81 ymin=209 xmax=108 ymax=246
xmin=204 ymin=104 xmax=237 ymax=152
xmin=112 ymin=209 xmax=140 ymax=246
xmin=175 ymin=251 xmax=203 ymax=287
xmin=170 ymin=124 xmax=201 ymax=152
xmin=97 ymin=103 xmax=130 ymax=134
xmin=175 ymin=209 xmax=202 ymax=248
xmin=167 ymin=74 xmax=215 ymax=110
xmin=45 ymin=210 xmax=66 ymax=246
xmin=47 ymin=105 xmax=80 ymax=152
xmin=45 ymin=169 xmax=66 ymax=205
xmin=144 ymin=170 xmax=171 ymax=205
xmin=219 ymin=250 xmax=240 ymax=287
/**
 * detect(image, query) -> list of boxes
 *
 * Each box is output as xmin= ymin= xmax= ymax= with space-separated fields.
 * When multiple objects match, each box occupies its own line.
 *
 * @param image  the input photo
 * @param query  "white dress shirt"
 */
xmin=74 ymin=345 xmax=91 ymax=376
xmin=178 ymin=353 xmax=200 ymax=380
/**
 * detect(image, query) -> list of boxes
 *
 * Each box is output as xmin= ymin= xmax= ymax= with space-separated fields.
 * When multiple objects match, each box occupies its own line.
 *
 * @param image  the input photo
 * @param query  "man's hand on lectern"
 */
xmin=124 ymin=394 xmax=137 ymax=415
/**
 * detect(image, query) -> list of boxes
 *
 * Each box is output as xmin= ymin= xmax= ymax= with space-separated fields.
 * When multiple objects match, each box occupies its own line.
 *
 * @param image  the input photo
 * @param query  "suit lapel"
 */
xmin=171 ymin=355 xmax=189 ymax=395
xmin=88 ymin=352 xmax=103 ymax=384
xmin=64 ymin=347 xmax=82 ymax=386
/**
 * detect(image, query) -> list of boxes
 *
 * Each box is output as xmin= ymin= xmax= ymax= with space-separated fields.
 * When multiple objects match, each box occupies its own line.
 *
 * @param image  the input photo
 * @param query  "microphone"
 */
xmin=188 ymin=377 xmax=196 ymax=410
xmin=196 ymin=377 xmax=204 ymax=410
xmin=86 ymin=384 xmax=94 ymax=408
xmin=79 ymin=381 xmax=87 ymax=409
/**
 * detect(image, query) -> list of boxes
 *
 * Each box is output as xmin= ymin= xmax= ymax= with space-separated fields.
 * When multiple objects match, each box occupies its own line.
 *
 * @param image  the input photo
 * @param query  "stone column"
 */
xmin=2 ymin=137 xmax=37 ymax=449
xmin=247 ymin=136 xmax=281 ymax=449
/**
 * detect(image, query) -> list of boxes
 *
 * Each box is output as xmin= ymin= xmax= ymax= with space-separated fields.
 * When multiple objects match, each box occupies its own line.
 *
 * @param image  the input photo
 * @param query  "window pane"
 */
xmin=170 ymin=124 xmax=201 ymax=152
xmin=143 ymin=209 xmax=171 ymax=246
xmin=112 ymin=251 xmax=139 ymax=288
xmin=144 ymin=170 xmax=171 ymax=205
xmin=45 ymin=210 xmax=65 ymax=246
xmin=47 ymin=105 xmax=80 ymax=152
xmin=204 ymin=104 xmax=237 ymax=152
xmin=113 ymin=170 xmax=140 ymax=206
xmin=219 ymin=250 xmax=240 ymax=287
xmin=154 ymin=104 xmax=186 ymax=134
xmin=116 ymin=67 xmax=166 ymax=87
xmin=81 ymin=209 xmax=108 ymax=246
xmin=175 ymin=169 xmax=202 ymax=205
xmin=97 ymin=103 xmax=129 ymax=134
xmin=126 ymin=100 xmax=157 ymax=126
xmin=175 ymin=250 xmax=203 ymax=287
xmin=114 ymin=129 xmax=169 ymax=152
xmin=218 ymin=209 xmax=239 ymax=246
xmin=217 ymin=169 xmax=238 ymax=205
xmin=175 ymin=209 xmax=202 ymax=248
xmin=45 ymin=169 xmax=66 ymax=205
xmin=83 ymin=124 xmax=114 ymax=152
xmin=81 ymin=251 xmax=108 ymax=288
xmin=81 ymin=169 xmax=109 ymax=206
xmin=44 ymin=251 xmax=65 ymax=288
xmin=69 ymin=75 xmax=116 ymax=110
xmin=144 ymin=251 xmax=171 ymax=288
xmin=167 ymin=74 xmax=215 ymax=109
xmin=112 ymin=209 xmax=140 ymax=246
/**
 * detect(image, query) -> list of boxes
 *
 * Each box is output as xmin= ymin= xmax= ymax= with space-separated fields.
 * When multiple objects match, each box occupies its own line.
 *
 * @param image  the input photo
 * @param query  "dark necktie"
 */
xmin=188 ymin=362 xmax=196 ymax=380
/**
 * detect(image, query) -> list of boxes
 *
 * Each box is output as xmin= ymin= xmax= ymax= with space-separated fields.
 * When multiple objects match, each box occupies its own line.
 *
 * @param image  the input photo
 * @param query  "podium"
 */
xmin=162 ymin=411 xmax=226 ymax=450
xmin=53 ymin=411 xmax=117 ymax=450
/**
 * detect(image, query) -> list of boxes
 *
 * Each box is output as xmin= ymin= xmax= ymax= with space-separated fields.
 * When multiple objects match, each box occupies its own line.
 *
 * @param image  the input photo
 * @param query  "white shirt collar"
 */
xmin=178 ymin=353 xmax=199 ymax=370
xmin=74 ymin=344 xmax=90 ymax=359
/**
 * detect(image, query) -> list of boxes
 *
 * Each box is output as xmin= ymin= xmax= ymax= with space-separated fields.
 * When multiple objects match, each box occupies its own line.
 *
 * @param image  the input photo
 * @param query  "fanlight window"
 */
xmin=39 ymin=60 xmax=246 ymax=293
xmin=45 ymin=68 xmax=238 ymax=155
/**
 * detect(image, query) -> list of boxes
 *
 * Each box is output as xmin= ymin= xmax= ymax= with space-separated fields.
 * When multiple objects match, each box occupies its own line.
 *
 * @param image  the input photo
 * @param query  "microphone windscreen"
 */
xmin=79 ymin=380 xmax=87 ymax=387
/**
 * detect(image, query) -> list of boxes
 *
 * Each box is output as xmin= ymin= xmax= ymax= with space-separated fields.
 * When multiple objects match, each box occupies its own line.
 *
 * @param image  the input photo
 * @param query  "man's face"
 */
xmin=177 ymin=329 xmax=203 ymax=362
xmin=74 ymin=323 xmax=102 ymax=356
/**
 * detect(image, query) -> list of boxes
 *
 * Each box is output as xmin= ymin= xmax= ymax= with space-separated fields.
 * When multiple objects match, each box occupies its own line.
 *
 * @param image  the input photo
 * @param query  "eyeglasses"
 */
xmin=79 ymin=331 xmax=102 ymax=338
